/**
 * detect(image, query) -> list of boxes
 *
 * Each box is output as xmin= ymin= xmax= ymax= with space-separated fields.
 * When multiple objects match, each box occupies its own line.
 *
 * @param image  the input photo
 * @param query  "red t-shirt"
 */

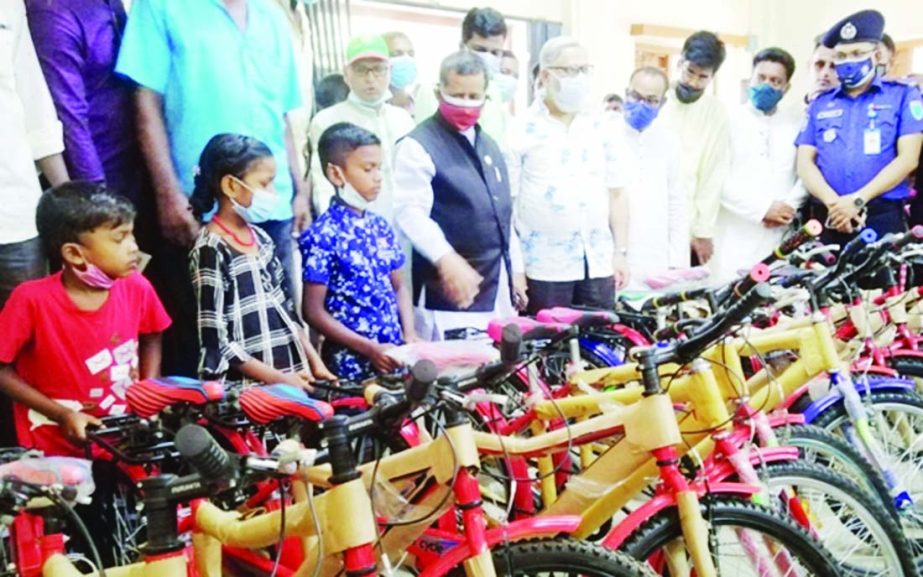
xmin=0 ymin=272 xmax=171 ymax=456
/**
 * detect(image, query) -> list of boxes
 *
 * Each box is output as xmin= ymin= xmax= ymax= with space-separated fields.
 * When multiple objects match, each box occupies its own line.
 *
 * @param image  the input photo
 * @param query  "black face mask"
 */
xmin=675 ymin=82 xmax=705 ymax=104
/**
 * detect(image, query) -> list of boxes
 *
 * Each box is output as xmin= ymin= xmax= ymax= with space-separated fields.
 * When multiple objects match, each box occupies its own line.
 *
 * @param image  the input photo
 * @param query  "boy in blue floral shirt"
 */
xmin=300 ymin=123 xmax=417 ymax=379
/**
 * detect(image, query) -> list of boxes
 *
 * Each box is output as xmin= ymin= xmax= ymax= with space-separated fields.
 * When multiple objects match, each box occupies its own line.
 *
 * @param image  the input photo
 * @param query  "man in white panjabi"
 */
xmin=616 ymin=67 xmax=688 ymax=290
xmin=712 ymin=47 xmax=807 ymax=284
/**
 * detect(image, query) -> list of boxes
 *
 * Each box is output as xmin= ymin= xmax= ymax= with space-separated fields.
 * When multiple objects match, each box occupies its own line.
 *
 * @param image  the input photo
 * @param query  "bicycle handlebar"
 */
xmin=759 ymin=219 xmax=823 ymax=266
xmin=673 ymin=282 xmax=774 ymax=362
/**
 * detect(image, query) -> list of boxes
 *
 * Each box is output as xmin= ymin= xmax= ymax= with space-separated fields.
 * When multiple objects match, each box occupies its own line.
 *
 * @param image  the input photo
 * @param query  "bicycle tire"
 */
xmin=807 ymin=389 xmax=923 ymax=566
xmin=888 ymin=356 xmax=923 ymax=386
xmin=463 ymin=537 xmax=657 ymax=577
xmin=620 ymin=496 xmax=841 ymax=576
xmin=761 ymin=460 xmax=914 ymax=577
xmin=779 ymin=423 xmax=895 ymax=512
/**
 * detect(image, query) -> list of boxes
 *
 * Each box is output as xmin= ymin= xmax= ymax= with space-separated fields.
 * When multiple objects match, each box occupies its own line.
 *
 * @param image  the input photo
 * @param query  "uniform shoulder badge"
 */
xmin=911 ymin=99 xmax=923 ymax=121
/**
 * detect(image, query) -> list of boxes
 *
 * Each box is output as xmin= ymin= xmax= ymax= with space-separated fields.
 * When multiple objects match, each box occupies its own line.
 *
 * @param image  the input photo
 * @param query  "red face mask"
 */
xmin=438 ymin=93 xmax=485 ymax=131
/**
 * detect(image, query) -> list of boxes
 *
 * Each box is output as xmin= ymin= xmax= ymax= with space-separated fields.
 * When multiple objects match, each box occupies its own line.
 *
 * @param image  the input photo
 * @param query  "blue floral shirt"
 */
xmin=300 ymin=199 xmax=404 ymax=379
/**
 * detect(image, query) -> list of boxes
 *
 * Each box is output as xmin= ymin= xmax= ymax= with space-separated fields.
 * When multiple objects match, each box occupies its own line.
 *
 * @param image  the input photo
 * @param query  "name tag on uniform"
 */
xmin=817 ymin=109 xmax=844 ymax=120
xmin=864 ymin=128 xmax=881 ymax=155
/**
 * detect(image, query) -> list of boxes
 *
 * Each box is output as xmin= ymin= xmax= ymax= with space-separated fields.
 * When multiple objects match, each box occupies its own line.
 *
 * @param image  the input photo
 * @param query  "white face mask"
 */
xmin=474 ymin=51 xmax=501 ymax=78
xmin=337 ymin=181 xmax=371 ymax=211
xmin=550 ymin=73 xmax=590 ymax=113
xmin=494 ymin=72 xmax=518 ymax=102
xmin=348 ymin=89 xmax=391 ymax=110
xmin=231 ymin=178 xmax=277 ymax=223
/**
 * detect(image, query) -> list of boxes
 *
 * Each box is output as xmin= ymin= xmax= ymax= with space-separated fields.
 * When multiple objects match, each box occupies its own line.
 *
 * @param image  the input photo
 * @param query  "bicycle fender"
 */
xmin=417 ymin=516 xmax=583 ymax=577
xmin=599 ymin=482 xmax=760 ymax=550
xmin=890 ymin=349 xmax=923 ymax=360
xmin=801 ymin=376 xmax=916 ymax=423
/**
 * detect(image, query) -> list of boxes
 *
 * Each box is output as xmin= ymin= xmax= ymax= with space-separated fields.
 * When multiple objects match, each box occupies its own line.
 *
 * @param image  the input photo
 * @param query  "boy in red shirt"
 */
xmin=0 ymin=182 xmax=171 ymax=457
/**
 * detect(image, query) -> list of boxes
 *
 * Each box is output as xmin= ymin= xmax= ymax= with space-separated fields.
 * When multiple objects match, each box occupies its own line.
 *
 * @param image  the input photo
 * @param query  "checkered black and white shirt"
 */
xmin=190 ymin=227 xmax=308 ymax=390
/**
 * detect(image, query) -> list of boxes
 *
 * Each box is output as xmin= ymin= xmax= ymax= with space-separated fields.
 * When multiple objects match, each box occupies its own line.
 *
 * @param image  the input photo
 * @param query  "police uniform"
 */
xmin=796 ymin=10 xmax=923 ymax=243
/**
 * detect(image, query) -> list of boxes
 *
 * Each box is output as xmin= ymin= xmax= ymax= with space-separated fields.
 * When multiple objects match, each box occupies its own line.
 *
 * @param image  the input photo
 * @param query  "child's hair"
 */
xmin=35 ymin=181 xmax=136 ymax=259
xmin=317 ymin=123 xmax=381 ymax=183
xmin=190 ymin=133 xmax=274 ymax=220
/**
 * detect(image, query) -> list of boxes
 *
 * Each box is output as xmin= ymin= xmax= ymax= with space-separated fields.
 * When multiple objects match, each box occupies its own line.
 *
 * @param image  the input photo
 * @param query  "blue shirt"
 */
xmin=115 ymin=0 xmax=301 ymax=220
xmin=300 ymin=200 xmax=405 ymax=379
xmin=795 ymin=77 xmax=923 ymax=201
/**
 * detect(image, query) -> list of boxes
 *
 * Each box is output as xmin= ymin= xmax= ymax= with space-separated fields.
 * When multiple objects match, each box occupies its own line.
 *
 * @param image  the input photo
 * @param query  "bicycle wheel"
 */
xmin=620 ymin=497 xmax=841 ymax=576
xmin=778 ymin=423 xmax=895 ymax=511
xmin=477 ymin=537 xmax=656 ymax=577
xmin=761 ymin=460 xmax=914 ymax=577
xmin=809 ymin=389 xmax=923 ymax=566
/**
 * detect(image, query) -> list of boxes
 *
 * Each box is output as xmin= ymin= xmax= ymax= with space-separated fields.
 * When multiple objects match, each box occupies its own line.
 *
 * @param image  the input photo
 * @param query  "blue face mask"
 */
xmin=835 ymin=57 xmax=874 ymax=88
xmin=231 ymin=178 xmax=277 ymax=223
xmin=389 ymin=55 xmax=417 ymax=90
xmin=623 ymin=100 xmax=660 ymax=131
xmin=748 ymin=83 xmax=785 ymax=113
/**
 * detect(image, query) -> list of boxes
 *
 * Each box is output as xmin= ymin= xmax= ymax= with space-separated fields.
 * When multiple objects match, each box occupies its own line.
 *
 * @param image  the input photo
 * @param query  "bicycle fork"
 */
xmin=830 ymin=370 xmax=914 ymax=510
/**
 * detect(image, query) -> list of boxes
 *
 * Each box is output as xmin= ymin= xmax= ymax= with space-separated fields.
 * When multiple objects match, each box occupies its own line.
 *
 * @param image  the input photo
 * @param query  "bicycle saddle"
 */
xmin=487 ymin=317 xmax=570 ymax=343
xmin=126 ymin=376 xmax=226 ymax=418
xmin=238 ymin=384 xmax=334 ymax=425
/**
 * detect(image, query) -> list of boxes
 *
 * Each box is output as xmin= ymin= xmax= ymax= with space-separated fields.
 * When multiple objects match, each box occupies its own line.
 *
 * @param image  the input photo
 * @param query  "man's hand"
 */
xmin=436 ymin=252 xmax=483 ymax=309
xmin=513 ymin=273 xmax=529 ymax=311
xmin=613 ymin=254 xmax=629 ymax=290
xmin=58 ymin=410 xmax=102 ymax=445
xmin=157 ymin=191 xmax=200 ymax=247
xmin=367 ymin=343 xmax=402 ymax=374
xmin=292 ymin=190 xmax=312 ymax=236
xmin=826 ymin=194 xmax=863 ymax=233
xmin=762 ymin=201 xmax=796 ymax=228
xmin=691 ymin=237 xmax=714 ymax=265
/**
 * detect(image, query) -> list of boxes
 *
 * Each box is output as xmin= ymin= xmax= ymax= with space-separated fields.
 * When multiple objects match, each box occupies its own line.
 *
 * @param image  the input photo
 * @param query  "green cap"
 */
xmin=346 ymin=34 xmax=390 ymax=65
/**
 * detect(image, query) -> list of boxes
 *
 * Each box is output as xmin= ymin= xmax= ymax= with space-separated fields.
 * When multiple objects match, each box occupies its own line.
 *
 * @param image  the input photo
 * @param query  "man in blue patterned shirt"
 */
xmin=300 ymin=123 xmax=417 ymax=380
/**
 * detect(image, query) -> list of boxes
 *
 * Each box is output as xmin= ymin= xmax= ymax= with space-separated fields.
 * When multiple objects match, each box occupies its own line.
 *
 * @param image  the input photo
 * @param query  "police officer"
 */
xmin=796 ymin=10 xmax=923 ymax=244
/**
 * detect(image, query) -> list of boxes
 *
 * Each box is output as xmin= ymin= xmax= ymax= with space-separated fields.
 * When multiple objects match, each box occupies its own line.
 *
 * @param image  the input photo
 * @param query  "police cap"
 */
xmin=821 ymin=10 xmax=885 ymax=49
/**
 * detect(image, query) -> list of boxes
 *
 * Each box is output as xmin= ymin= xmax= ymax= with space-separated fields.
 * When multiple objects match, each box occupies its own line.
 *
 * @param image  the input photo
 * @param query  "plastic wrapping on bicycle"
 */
xmin=0 ymin=456 xmax=96 ymax=506
xmin=487 ymin=316 xmax=574 ymax=343
xmin=238 ymin=384 xmax=335 ymax=425
xmin=659 ymin=283 xmax=774 ymax=364
xmin=126 ymin=375 xmax=226 ymax=418
xmin=534 ymin=306 xmax=620 ymax=329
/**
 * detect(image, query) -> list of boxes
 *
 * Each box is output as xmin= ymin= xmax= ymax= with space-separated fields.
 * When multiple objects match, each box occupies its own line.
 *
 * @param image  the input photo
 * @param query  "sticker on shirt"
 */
xmin=112 ymin=339 xmax=138 ymax=366
xmin=864 ymin=129 xmax=882 ymax=155
xmin=816 ymin=109 xmax=844 ymax=120
xmin=911 ymin=100 xmax=923 ymax=121
xmin=85 ymin=349 xmax=114 ymax=375
xmin=27 ymin=400 xmax=83 ymax=431
xmin=110 ymin=364 xmax=132 ymax=384
xmin=823 ymin=128 xmax=837 ymax=143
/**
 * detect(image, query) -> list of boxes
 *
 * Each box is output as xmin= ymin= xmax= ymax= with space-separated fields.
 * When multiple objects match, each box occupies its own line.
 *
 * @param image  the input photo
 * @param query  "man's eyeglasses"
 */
xmin=547 ymin=65 xmax=593 ymax=78
xmin=832 ymin=48 xmax=876 ymax=63
xmin=626 ymin=90 xmax=662 ymax=106
xmin=351 ymin=63 xmax=389 ymax=78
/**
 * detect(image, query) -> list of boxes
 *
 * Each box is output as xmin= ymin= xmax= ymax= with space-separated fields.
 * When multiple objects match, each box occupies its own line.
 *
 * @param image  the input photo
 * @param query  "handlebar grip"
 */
xmin=175 ymin=424 xmax=233 ymax=483
xmin=406 ymin=359 xmax=438 ymax=402
xmin=499 ymin=323 xmax=523 ymax=365
xmin=675 ymin=283 xmax=773 ymax=361
xmin=729 ymin=263 xmax=771 ymax=299
xmin=642 ymin=287 xmax=711 ymax=311
xmin=840 ymin=228 xmax=879 ymax=266
xmin=363 ymin=384 xmax=387 ymax=406
xmin=761 ymin=219 xmax=823 ymax=265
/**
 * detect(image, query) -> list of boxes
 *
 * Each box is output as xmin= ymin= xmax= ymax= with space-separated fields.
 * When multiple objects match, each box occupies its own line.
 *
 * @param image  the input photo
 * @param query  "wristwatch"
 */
xmin=853 ymin=196 xmax=866 ymax=210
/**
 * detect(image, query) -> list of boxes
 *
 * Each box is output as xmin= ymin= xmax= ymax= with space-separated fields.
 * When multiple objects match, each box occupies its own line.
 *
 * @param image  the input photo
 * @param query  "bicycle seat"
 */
xmin=0 ymin=457 xmax=95 ymax=504
xmin=535 ymin=307 xmax=619 ymax=329
xmin=487 ymin=317 xmax=570 ymax=343
xmin=238 ymin=385 xmax=334 ymax=425
xmin=126 ymin=376 xmax=226 ymax=418
xmin=386 ymin=341 xmax=498 ymax=376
